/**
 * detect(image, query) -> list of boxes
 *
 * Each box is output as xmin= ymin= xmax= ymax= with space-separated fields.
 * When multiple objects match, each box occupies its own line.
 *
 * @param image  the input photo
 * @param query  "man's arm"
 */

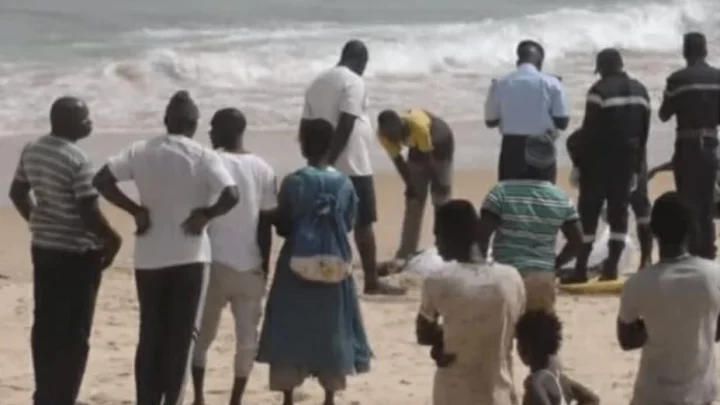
xmin=647 ymin=161 xmax=673 ymax=180
xmin=477 ymin=186 xmax=503 ymax=257
xmin=257 ymin=211 xmax=273 ymax=276
xmin=257 ymin=173 xmax=278 ymax=277
xmin=9 ymin=180 xmax=33 ymax=222
xmin=392 ymin=155 xmax=414 ymax=189
xmin=93 ymin=165 xmax=144 ymax=217
xmin=73 ymin=159 xmax=120 ymax=247
xmin=484 ymin=79 xmax=501 ymax=128
xmin=327 ymin=79 xmax=365 ymax=165
xmin=617 ymin=318 xmax=647 ymax=350
xmin=638 ymin=86 xmax=652 ymax=171
xmin=658 ymin=76 xmax=677 ymax=122
xmin=617 ymin=279 xmax=647 ymax=350
xmin=326 ymin=113 xmax=355 ymax=165
xmin=477 ymin=209 xmax=501 ymax=258
xmin=556 ymin=219 xmax=582 ymax=269
xmin=77 ymin=197 xmax=120 ymax=243
xmin=550 ymin=79 xmax=570 ymax=130
xmin=200 ymin=186 xmax=239 ymax=220
xmin=582 ymin=87 xmax=603 ymax=141
xmin=9 ymin=148 xmax=34 ymax=221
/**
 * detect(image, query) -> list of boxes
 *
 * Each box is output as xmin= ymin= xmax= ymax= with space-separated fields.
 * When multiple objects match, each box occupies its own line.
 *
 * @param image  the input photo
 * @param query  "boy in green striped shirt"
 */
xmin=478 ymin=135 xmax=583 ymax=312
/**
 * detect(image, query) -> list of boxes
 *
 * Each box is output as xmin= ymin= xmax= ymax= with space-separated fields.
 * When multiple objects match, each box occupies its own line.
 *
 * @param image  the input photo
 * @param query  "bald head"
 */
xmin=164 ymin=90 xmax=199 ymax=137
xmin=50 ymin=96 xmax=92 ymax=140
xmin=516 ymin=40 xmax=544 ymax=69
xmin=339 ymin=39 xmax=369 ymax=76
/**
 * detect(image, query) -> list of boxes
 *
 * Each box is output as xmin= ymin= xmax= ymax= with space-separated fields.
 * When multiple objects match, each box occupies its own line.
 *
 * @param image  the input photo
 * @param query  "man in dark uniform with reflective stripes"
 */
xmin=565 ymin=48 xmax=651 ymax=283
xmin=567 ymin=128 xmax=653 ymax=271
xmin=659 ymin=32 xmax=720 ymax=260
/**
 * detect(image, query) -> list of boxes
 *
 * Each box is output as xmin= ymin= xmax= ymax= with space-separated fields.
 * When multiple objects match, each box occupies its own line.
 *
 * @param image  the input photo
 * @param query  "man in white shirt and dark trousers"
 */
xmin=485 ymin=40 xmax=569 ymax=182
xmin=93 ymin=91 xmax=239 ymax=405
xmin=301 ymin=40 xmax=404 ymax=295
xmin=191 ymin=108 xmax=277 ymax=405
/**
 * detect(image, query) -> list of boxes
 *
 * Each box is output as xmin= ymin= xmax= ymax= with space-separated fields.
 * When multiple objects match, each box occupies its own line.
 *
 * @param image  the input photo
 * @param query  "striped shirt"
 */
xmin=13 ymin=134 xmax=100 ymax=252
xmin=481 ymin=180 xmax=578 ymax=272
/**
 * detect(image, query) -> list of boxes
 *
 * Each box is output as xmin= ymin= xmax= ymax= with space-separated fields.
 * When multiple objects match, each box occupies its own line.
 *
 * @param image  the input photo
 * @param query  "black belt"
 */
xmin=676 ymin=128 xmax=718 ymax=139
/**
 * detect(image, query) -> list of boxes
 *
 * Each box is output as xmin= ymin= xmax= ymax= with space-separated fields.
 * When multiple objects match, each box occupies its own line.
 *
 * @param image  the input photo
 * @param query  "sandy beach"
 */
xmin=1 ymin=160 xmax=707 ymax=405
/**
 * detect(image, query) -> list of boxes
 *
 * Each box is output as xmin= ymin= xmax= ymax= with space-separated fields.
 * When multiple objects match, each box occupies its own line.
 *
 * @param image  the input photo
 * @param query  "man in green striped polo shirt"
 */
xmin=478 ymin=134 xmax=583 ymax=312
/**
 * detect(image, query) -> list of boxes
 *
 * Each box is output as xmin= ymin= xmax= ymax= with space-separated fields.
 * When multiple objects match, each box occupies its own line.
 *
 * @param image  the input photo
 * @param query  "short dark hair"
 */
xmin=516 ymin=40 xmax=545 ymax=60
xmin=377 ymin=109 xmax=402 ymax=129
xmin=683 ymin=32 xmax=707 ymax=59
xmin=340 ymin=39 xmax=368 ymax=63
xmin=50 ymin=96 xmax=86 ymax=135
xmin=165 ymin=90 xmax=199 ymax=133
xmin=434 ymin=199 xmax=478 ymax=245
xmin=516 ymin=310 xmax=563 ymax=359
xmin=651 ymin=191 xmax=691 ymax=245
xmin=299 ymin=119 xmax=333 ymax=161
xmin=210 ymin=107 xmax=247 ymax=150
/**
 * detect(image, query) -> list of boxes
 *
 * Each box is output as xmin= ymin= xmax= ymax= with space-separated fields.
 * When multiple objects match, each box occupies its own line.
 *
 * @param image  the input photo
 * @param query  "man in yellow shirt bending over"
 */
xmin=377 ymin=108 xmax=455 ymax=269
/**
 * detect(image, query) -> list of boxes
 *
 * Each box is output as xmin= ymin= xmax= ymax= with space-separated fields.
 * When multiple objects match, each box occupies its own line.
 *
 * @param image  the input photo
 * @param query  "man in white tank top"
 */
xmin=191 ymin=108 xmax=278 ymax=405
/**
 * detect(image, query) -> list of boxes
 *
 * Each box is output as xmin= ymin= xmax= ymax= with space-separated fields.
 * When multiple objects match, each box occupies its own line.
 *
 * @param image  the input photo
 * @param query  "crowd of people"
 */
xmin=7 ymin=28 xmax=720 ymax=405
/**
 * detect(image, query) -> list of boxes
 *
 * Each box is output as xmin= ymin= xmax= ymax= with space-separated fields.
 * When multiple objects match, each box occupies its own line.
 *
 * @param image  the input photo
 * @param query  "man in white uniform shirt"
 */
xmin=484 ymin=40 xmax=569 ymax=182
xmin=190 ymin=108 xmax=277 ymax=405
xmin=93 ymin=91 xmax=239 ymax=405
xmin=301 ymin=39 xmax=404 ymax=295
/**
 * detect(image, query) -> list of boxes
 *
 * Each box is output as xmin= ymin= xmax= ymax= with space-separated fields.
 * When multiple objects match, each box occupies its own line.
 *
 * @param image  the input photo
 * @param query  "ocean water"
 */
xmin=0 ymin=0 xmax=718 ymax=165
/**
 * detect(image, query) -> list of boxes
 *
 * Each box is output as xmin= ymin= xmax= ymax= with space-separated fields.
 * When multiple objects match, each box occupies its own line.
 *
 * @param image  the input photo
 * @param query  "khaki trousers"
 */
xmin=521 ymin=271 xmax=557 ymax=312
xmin=395 ymin=159 xmax=453 ymax=259
xmin=192 ymin=262 xmax=265 ymax=377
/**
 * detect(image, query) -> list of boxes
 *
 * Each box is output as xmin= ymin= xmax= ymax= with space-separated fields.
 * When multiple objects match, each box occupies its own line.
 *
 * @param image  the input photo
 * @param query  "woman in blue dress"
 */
xmin=257 ymin=118 xmax=372 ymax=405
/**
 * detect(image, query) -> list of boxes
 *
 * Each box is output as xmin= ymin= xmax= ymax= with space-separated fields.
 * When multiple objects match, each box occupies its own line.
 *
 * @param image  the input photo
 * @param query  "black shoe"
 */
xmin=560 ymin=273 xmax=589 ymax=285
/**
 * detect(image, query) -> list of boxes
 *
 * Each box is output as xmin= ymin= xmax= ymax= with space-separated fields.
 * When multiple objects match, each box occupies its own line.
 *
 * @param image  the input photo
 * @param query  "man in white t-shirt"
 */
xmin=618 ymin=191 xmax=720 ymax=405
xmin=190 ymin=108 xmax=277 ymax=405
xmin=301 ymin=39 xmax=404 ymax=295
xmin=416 ymin=199 xmax=525 ymax=405
xmin=93 ymin=91 xmax=239 ymax=405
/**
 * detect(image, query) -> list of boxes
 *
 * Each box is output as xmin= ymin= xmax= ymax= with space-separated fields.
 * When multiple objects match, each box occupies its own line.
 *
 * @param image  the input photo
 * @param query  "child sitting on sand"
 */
xmin=516 ymin=310 xmax=599 ymax=405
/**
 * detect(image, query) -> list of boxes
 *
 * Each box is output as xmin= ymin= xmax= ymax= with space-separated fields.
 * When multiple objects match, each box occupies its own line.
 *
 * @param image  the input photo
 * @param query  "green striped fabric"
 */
xmin=482 ymin=180 xmax=578 ymax=272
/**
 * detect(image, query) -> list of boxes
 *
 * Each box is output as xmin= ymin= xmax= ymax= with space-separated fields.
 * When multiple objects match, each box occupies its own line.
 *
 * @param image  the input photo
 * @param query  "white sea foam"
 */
xmin=0 ymin=0 xmax=717 ymax=135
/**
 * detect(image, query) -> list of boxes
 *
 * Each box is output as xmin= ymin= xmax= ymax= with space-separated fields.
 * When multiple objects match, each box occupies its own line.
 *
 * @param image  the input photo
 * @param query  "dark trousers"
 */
xmin=498 ymin=135 xmax=557 ymax=182
xmin=135 ymin=263 xmax=208 ymax=405
xmin=674 ymin=138 xmax=718 ymax=259
xmin=575 ymin=168 xmax=634 ymax=273
xmin=31 ymin=246 xmax=102 ymax=405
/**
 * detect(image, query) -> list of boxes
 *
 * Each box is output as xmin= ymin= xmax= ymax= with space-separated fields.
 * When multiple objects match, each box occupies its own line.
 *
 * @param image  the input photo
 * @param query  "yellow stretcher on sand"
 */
xmin=557 ymin=275 xmax=628 ymax=295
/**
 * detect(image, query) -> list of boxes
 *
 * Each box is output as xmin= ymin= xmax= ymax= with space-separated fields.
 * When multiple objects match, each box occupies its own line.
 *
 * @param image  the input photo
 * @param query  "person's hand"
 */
xmin=182 ymin=208 xmax=211 ymax=236
xmin=404 ymin=184 xmax=420 ymax=200
xmin=99 ymin=232 xmax=122 ymax=270
xmin=433 ymin=182 xmax=451 ymax=197
xmin=430 ymin=343 xmax=457 ymax=368
xmin=133 ymin=206 xmax=151 ymax=236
